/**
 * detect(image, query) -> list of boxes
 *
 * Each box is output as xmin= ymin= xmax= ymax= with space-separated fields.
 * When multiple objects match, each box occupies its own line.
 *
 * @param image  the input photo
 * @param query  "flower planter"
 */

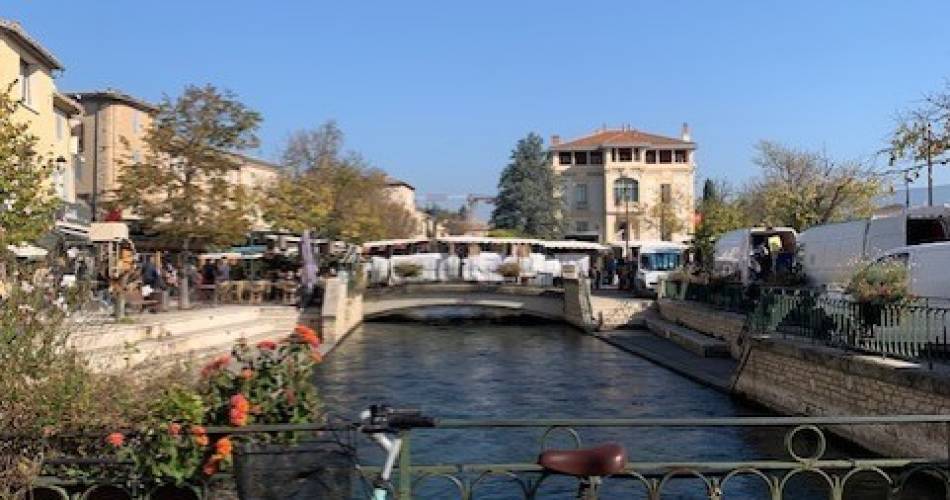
xmin=232 ymin=438 xmax=354 ymax=499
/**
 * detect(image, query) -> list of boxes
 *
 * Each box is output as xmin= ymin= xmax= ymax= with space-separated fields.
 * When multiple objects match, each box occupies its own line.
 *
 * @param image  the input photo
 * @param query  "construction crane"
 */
xmin=464 ymin=194 xmax=496 ymax=222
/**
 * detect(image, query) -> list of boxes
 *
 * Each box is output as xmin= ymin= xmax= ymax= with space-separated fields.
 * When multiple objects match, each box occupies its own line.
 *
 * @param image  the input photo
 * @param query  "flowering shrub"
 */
xmin=102 ymin=324 xmax=322 ymax=484
xmin=846 ymin=259 xmax=911 ymax=305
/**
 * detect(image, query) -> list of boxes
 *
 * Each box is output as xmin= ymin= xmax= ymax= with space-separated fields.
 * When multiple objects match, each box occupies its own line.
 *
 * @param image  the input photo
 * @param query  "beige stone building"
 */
xmin=71 ymin=90 xmax=158 ymax=217
xmin=71 ymin=89 xmax=280 ymax=225
xmin=0 ymin=19 xmax=83 ymax=207
xmin=384 ymin=177 xmax=430 ymax=238
xmin=551 ymin=125 xmax=696 ymax=255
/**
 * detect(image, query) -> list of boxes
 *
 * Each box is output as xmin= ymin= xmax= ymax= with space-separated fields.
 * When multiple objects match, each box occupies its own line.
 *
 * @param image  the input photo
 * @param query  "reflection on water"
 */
xmin=313 ymin=319 xmax=939 ymax=499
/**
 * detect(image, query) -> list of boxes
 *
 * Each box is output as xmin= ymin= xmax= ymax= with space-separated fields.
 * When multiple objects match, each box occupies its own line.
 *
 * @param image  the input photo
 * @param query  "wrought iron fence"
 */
xmin=747 ymin=289 xmax=950 ymax=365
xmin=661 ymin=279 xmax=754 ymax=313
xmin=19 ymin=415 xmax=950 ymax=499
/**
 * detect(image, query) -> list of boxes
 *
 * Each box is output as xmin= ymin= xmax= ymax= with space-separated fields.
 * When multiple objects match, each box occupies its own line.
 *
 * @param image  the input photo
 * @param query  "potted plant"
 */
xmin=497 ymin=261 xmax=520 ymax=282
xmin=846 ymin=259 xmax=910 ymax=328
xmin=393 ymin=262 xmax=422 ymax=279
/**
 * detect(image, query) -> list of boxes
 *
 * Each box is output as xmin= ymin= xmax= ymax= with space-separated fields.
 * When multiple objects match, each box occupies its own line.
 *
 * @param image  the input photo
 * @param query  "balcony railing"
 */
xmin=18 ymin=415 xmax=950 ymax=499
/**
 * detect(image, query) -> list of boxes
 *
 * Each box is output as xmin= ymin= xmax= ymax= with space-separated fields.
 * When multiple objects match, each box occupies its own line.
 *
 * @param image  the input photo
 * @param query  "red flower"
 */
xmin=257 ymin=340 xmax=277 ymax=350
xmin=294 ymin=325 xmax=320 ymax=347
xmin=168 ymin=423 xmax=182 ymax=436
xmin=202 ymin=457 xmax=220 ymax=476
xmin=106 ymin=432 xmax=124 ymax=448
xmin=229 ymin=407 xmax=248 ymax=427
xmin=230 ymin=394 xmax=250 ymax=412
xmin=191 ymin=425 xmax=207 ymax=437
xmin=241 ymin=368 xmax=254 ymax=380
xmin=201 ymin=355 xmax=231 ymax=377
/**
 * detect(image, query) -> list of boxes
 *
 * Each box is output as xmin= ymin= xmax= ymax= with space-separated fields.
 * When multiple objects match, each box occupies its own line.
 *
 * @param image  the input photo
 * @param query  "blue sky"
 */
xmin=7 ymin=1 xmax=950 ymax=208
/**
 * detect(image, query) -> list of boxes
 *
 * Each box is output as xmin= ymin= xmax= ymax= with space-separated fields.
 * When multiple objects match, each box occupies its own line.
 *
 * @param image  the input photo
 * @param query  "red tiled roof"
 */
xmin=552 ymin=129 xmax=693 ymax=150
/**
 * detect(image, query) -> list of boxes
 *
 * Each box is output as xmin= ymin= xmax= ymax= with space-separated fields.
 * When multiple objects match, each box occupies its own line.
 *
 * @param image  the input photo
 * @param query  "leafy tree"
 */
xmin=642 ymin=185 xmax=691 ymax=241
xmin=741 ymin=141 xmax=880 ymax=230
xmin=692 ymin=179 xmax=745 ymax=270
xmin=282 ymin=120 xmax=344 ymax=174
xmin=263 ymin=122 xmax=419 ymax=242
xmin=490 ymin=133 xmax=562 ymax=238
xmin=0 ymin=83 xmax=60 ymax=253
xmin=112 ymin=84 xmax=262 ymax=307
xmin=891 ymin=82 xmax=950 ymax=166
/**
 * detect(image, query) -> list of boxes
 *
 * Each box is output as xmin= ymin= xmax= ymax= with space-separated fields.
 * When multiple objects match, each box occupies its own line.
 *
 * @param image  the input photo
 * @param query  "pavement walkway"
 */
xmin=592 ymin=326 xmax=739 ymax=392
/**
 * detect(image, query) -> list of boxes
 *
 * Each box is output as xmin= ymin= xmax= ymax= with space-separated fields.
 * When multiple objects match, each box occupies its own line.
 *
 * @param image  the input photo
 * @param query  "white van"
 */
xmin=713 ymin=227 xmax=798 ymax=285
xmin=634 ymin=242 xmax=687 ymax=294
xmin=874 ymin=242 xmax=950 ymax=304
xmin=799 ymin=206 xmax=950 ymax=289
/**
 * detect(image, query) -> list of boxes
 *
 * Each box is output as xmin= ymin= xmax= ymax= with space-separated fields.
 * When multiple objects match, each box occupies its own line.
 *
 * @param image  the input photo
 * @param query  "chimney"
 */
xmin=550 ymin=134 xmax=561 ymax=146
xmin=681 ymin=122 xmax=691 ymax=142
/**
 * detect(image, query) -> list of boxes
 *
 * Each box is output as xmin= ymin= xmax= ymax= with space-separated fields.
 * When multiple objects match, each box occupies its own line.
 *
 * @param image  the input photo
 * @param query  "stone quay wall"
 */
xmin=735 ymin=337 xmax=950 ymax=458
xmin=657 ymin=298 xmax=745 ymax=358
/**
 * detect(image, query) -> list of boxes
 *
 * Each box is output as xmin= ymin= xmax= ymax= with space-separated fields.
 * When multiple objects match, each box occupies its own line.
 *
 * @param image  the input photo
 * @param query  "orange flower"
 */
xmin=194 ymin=434 xmax=210 ymax=447
xmin=106 ymin=432 xmax=124 ymax=448
xmin=168 ymin=423 xmax=182 ymax=436
xmin=215 ymin=437 xmax=233 ymax=456
xmin=294 ymin=325 xmax=320 ymax=347
xmin=191 ymin=425 xmax=209 ymax=446
xmin=241 ymin=368 xmax=254 ymax=380
xmin=191 ymin=425 xmax=207 ymax=436
xmin=257 ymin=339 xmax=277 ymax=350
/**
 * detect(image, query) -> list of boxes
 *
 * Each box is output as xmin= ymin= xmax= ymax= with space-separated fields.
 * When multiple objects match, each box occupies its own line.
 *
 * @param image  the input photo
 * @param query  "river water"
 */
xmin=313 ymin=316 xmax=934 ymax=499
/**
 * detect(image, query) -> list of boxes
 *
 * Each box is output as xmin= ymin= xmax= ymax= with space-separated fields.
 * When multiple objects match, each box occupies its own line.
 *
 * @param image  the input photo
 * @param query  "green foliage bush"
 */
xmin=393 ymin=262 xmax=422 ymax=278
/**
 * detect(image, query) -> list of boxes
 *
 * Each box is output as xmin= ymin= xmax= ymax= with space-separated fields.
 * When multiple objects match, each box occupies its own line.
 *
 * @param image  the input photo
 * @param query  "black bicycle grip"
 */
xmin=387 ymin=414 xmax=437 ymax=429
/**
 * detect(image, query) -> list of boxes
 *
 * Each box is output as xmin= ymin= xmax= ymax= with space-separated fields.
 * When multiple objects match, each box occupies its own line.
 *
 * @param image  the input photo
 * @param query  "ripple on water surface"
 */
xmin=313 ymin=321 xmax=931 ymax=500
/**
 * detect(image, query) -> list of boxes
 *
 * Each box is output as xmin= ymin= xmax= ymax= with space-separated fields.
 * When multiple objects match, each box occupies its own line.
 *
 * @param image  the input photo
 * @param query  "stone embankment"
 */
xmin=73 ymin=305 xmax=315 ymax=371
xmin=647 ymin=297 xmax=950 ymax=458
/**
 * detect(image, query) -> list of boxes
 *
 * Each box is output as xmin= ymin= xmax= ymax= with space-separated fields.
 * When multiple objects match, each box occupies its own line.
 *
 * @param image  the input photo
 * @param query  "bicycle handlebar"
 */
xmin=360 ymin=405 xmax=437 ymax=432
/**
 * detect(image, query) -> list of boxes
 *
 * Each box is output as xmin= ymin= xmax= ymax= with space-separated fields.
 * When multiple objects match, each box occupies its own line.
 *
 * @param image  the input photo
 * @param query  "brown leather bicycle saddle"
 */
xmin=537 ymin=443 xmax=626 ymax=477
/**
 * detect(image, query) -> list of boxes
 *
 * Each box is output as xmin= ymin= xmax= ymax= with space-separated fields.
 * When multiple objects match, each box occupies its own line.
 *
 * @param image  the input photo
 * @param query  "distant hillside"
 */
xmin=878 ymin=184 xmax=950 ymax=208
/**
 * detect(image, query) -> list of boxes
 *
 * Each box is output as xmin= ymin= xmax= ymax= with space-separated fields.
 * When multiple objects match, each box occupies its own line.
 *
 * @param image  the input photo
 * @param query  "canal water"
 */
xmin=313 ymin=316 xmax=932 ymax=499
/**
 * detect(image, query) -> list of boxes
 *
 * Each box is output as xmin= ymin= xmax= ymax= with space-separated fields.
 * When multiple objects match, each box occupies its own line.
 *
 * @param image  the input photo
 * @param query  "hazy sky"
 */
xmin=6 ymin=1 xmax=950 ymax=207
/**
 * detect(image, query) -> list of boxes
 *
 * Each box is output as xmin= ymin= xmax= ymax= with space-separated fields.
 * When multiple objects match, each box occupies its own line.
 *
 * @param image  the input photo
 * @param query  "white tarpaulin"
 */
xmin=390 ymin=253 xmax=442 ymax=284
xmin=464 ymin=253 xmax=504 ymax=282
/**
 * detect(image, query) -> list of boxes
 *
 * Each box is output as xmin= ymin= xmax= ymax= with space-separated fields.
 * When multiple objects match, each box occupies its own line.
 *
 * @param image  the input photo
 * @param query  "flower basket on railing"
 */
xmin=846 ymin=260 xmax=910 ymax=328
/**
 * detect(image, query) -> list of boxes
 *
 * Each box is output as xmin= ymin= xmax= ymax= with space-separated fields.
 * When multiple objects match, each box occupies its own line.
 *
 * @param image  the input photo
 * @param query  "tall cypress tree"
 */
xmin=490 ymin=133 xmax=562 ymax=239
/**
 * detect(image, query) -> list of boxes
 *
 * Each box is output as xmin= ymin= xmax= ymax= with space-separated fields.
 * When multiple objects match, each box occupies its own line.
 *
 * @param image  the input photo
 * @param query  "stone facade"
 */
xmin=551 ymin=125 xmax=696 ymax=256
xmin=0 ymin=19 xmax=82 ymax=204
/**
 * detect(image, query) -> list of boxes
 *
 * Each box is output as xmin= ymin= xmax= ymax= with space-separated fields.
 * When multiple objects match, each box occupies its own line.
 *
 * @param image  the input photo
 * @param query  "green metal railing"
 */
xmin=661 ymin=279 xmax=753 ymax=313
xmin=663 ymin=280 xmax=950 ymax=365
xmin=22 ymin=415 xmax=950 ymax=499
xmin=746 ymin=290 xmax=950 ymax=365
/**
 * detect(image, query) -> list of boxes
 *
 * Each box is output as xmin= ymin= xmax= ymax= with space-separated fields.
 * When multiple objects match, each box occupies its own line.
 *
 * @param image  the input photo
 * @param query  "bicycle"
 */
xmin=357 ymin=405 xmax=627 ymax=500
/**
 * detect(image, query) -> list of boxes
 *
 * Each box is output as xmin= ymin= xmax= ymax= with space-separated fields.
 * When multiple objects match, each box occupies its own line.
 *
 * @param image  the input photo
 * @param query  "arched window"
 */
xmin=613 ymin=178 xmax=639 ymax=206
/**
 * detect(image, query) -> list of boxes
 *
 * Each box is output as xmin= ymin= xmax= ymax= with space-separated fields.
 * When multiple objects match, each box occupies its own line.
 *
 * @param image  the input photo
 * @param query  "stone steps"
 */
xmin=77 ymin=306 xmax=301 ymax=372
xmin=644 ymin=315 xmax=731 ymax=358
